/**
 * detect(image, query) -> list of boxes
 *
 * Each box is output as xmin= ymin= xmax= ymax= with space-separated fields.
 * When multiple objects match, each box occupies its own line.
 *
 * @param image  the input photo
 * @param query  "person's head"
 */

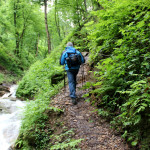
xmin=66 ymin=42 xmax=73 ymax=47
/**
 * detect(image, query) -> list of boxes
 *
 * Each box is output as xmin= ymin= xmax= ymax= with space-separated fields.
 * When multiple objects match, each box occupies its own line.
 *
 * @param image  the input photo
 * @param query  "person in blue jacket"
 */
xmin=60 ymin=42 xmax=85 ymax=105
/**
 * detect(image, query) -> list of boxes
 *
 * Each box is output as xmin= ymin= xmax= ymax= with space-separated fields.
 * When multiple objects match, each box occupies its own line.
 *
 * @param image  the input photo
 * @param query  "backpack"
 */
xmin=65 ymin=50 xmax=82 ymax=68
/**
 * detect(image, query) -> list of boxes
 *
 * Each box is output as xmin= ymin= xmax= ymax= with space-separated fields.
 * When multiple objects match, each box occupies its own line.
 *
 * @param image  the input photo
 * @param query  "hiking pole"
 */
xmin=83 ymin=64 xmax=85 ymax=82
xmin=82 ymin=64 xmax=84 ymax=87
xmin=64 ymin=69 xmax=66 ymax=92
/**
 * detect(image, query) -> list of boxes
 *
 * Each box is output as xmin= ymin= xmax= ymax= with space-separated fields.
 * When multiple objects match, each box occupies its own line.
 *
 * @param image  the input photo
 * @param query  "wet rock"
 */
xmin=7 ymin=97 xmax=18 ymax=101
xmin=0 ymin=91 xmax=5 ymax=96
xmin=8 ymin=146 xmax=13 ymax=150
xmin=0 ymin=85 xmax=10 ymax=92
xmin=0 ymin=85 xmax=10 ymax=96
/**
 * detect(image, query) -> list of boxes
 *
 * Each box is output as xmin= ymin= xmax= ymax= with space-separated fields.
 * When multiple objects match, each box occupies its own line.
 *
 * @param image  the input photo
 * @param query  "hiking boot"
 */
xmin=71 ymin=98 xmax=77 ymax=105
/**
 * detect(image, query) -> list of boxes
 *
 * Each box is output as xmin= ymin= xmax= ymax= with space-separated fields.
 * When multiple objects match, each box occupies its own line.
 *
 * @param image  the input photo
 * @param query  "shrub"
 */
xmin=85 ymin=0 xmax=150 ymax=148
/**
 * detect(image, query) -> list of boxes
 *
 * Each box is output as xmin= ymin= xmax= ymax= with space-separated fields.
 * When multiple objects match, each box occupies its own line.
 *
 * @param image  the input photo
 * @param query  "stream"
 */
xmin=0 ymin=85 xmax=25 ymax=150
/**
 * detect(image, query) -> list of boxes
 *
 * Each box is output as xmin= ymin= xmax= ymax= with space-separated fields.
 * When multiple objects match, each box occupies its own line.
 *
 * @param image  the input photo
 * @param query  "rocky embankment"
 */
xmin=0 ymin=85 xmax=10 ymax=97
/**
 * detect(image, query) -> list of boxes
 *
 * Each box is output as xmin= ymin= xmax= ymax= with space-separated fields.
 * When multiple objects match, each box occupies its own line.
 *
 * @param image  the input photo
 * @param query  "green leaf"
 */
xmin=131 ymin=141 xmax=138 ymax=146
xmin=129 ymin=71 xmax=133 ymax=75
xmin=122 ymin=130 xmax=128 ymax=138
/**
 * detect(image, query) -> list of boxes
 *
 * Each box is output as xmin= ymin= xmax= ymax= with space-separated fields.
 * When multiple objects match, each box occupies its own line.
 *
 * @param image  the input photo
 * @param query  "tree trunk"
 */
xmin=19 ymin=23 xmax=26 ymax=58
xmin=14 ymin=1 xmax=20 ymax=56
xmin=61 ymin=25 xmax=66 ymax=38
xmin=84 ymin=0 xmax=87 ymax=12
xmin=91 ymin=0 xmax=94 ymax=10
xmin=76 ymin=0 xmax=81 ymax=28
xmin=55 ymin=0 xmax=61 ymax=40
xmin=44 ymin=0 xmax=51 ymax=54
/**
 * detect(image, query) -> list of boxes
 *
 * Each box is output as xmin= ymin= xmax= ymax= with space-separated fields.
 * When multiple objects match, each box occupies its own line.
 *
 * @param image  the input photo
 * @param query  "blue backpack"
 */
xmin=65 ymin=49 xmax=82 ymax=68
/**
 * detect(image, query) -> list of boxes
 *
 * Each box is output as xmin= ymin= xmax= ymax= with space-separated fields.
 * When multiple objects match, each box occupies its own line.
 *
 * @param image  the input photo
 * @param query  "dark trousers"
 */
xmin=67 ymin=69 xmax=79 ymax=98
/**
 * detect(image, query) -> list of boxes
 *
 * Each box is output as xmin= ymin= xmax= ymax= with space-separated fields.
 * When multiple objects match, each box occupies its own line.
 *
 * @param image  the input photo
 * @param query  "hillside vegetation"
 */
xmin=1 ymin=0 xmax=149 ymax=149
xmin=17 ymin=0 xmax=150 ymax=149
xmin=85 ymin=0 xmax=150 ymax=149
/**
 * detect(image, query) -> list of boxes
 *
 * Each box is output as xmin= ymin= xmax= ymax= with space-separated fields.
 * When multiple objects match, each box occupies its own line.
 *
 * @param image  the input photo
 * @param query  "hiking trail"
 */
xmin=50 ymin=53 xmax=130 ymax=150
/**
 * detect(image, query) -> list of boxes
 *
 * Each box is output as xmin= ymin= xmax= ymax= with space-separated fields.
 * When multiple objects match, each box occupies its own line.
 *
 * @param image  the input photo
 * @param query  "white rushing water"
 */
xmin=0 ymin=85 xmax=25 ymax=150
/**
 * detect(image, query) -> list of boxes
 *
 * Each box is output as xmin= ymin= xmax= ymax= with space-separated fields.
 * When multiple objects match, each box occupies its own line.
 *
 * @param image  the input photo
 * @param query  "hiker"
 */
xmin=60 ymin=42 xmax=85 ymax=105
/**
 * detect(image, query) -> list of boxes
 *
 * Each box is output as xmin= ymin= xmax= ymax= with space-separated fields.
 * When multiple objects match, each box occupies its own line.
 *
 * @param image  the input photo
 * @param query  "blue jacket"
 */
xmin=60 ymin=46 xmax=85 ymax=70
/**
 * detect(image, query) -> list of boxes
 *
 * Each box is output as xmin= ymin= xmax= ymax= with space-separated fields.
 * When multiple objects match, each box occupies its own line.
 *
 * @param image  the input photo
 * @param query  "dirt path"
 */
xmin=51 ymin=84 xmax=129 ymax=150
xmin=51 ymin=82 xmax=129 ymax=149
xmin=50 ymin=53 xmax=129 ymax=150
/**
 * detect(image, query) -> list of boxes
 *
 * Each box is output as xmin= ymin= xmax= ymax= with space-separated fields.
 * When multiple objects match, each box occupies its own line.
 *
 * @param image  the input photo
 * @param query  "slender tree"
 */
xmin=32 ymin=0 xmax=51 ymax=54
xmin=55 ymin=0 xmax=61 ymax=40
xmin=84 ymin=0 xmax=87 ymax=12
xmin=13 ymin=0 xmax=20 ymax=56
xmin=44 ymin=0 xmax=51 ymax=53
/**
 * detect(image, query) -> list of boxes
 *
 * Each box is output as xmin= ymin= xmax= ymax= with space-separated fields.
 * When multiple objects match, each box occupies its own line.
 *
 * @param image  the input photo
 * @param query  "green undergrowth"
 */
xmin=71 ymin=25 xmax=89 ymax=52
xmin=15 ymin=30 xmax=85 ymax=149
xmin=0 ymin=73 xmax=4 ymax=84
xmin=16 ymin=50 xmax=63 ymax=99
xmin=50 ymin=129 xmax=83 ymax=150
xmin=16 ymin=89 xmax=83 ymax=150
xmin=15 ymin=82 xmax=63 ymax=149
xmin=0 ymin=42 xmax=25 ymax=76
xmin=0 ymin=72 xmax=21 ymax=84
xmin=15 ymin=66 xmax=83 ymax=149
xmin=83 ymin=0 xmax=150 ymax=149
xmin=0 ymin=48 xmax=21 ymax=73
xmin=16 ymin=26 xmax=87 ymax=99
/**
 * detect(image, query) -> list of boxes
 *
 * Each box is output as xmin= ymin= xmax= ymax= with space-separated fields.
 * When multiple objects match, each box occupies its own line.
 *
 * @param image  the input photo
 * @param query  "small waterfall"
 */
xmin=0 ymin=85 xmax=25 ymax=150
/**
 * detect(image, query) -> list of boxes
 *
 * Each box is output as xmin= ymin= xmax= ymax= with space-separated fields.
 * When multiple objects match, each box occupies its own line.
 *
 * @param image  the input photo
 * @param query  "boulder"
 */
xmin=0 ymin=85 xmax=10 ymax=92
xmin=0 ymin=91 xmax=5 ymax=96
xmin=0 ymin=85 xmax=10 ymax=97
xmin=8 ymin=145 xmax=14 ymax=150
